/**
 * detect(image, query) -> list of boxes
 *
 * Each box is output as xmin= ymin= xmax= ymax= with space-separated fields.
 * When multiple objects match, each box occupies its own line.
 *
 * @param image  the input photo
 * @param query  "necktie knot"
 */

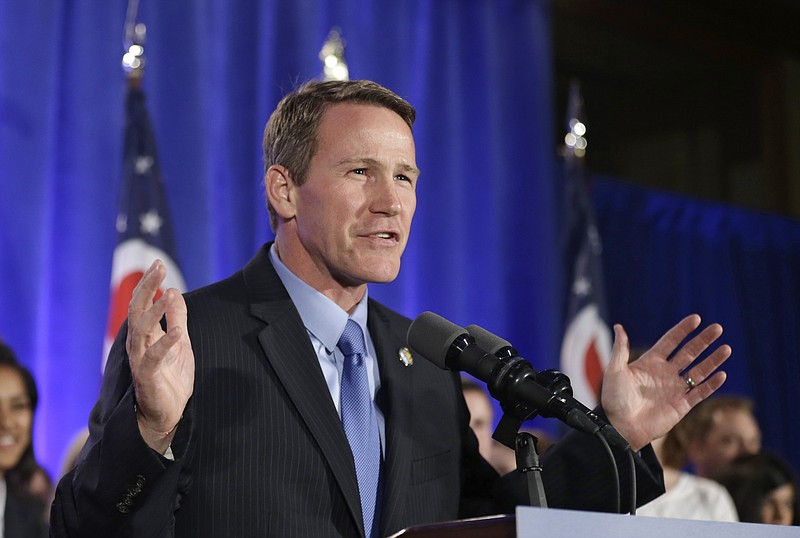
xmin=338 ymin=319 xmax=367 ymax=359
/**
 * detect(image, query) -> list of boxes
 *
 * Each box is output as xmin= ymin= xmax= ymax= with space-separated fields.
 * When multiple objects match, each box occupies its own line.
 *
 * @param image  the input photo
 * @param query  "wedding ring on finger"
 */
xmin=683 ymin=375 xmax=697 ymax=390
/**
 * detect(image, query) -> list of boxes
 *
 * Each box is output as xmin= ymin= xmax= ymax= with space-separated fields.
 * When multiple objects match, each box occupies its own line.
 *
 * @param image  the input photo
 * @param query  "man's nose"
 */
xmin=370 ymin=177 xmax=402 ymax=215
xmin=740 ymin=440 xmax=760 ymax=456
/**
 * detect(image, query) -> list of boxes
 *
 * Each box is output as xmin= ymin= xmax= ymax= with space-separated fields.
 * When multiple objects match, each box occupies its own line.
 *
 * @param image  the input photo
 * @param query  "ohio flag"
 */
xmin=103 ymin=83 xmax=185 ymax=372
xmin=558 ymin=82 xmax=612 ymax=408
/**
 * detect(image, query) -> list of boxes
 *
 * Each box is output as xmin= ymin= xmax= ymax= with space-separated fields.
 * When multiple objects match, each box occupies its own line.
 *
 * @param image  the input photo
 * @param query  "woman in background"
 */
xmin=0 ymin=342 xmax=49 ymax=538
xmin=718 ymin=452 xmax=799 ymax=526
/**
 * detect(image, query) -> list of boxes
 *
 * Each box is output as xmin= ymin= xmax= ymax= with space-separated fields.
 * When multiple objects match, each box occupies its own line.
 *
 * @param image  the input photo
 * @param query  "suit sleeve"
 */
xmin=50 ymin=321 xmax=194 ymax=538
xmin=495 ymin=416 xmax=665 ymax=513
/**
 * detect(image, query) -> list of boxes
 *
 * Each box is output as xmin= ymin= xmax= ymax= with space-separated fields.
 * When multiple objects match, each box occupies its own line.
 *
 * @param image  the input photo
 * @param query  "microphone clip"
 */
xmin=490 ymin=357 xmax=543 ymax=449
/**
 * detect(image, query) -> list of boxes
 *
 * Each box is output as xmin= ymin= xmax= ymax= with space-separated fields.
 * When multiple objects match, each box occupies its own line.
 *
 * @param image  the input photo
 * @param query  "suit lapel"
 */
xmin=368 ymin=303 xmax=414 ymax=536
xmin=243 ymin=246 xmax=364 ymax=536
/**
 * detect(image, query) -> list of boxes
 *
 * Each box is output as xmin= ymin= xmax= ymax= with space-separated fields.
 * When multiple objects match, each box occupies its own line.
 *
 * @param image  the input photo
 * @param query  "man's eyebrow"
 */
xmin=336 ymin=157 xmax=378 ymax=168
xmin=397 ymin=162 xmax=421 ymax=176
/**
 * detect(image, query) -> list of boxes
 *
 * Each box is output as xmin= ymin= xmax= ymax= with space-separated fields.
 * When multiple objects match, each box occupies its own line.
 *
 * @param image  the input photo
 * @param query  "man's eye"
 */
xmin=395 ymin=175 xmax=411 ymax=182
xmin=352 ymin=168 xmax=366 ymax=175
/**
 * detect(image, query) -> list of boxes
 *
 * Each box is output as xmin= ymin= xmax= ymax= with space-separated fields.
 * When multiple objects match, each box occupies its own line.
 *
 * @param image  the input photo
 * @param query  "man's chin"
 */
xmin=366 ymin=268 xmax=401 ymax=284
xmin=359 ymin=263 xmax=402 ymax=285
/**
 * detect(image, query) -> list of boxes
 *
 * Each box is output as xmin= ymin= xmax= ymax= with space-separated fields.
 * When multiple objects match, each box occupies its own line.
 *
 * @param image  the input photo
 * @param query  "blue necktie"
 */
xmin=338 ymin=319 xmax=381 ymax=538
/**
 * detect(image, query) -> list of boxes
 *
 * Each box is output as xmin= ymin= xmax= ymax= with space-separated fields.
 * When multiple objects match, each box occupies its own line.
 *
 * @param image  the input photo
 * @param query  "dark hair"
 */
xmin=717 ymin=452 xmax=799 ymax=525
xmin=0 ymin=342 xmax=38 ymax=409
xmin=0 ymin=341 xmax=48 ymax=498
xmin=262 ymin=79 xmax=416 ymax=230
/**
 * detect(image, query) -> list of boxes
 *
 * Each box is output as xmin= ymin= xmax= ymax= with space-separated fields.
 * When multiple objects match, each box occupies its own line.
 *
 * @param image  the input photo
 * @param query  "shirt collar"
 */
xmin=269 ymin=244 xmax=369 ymax=353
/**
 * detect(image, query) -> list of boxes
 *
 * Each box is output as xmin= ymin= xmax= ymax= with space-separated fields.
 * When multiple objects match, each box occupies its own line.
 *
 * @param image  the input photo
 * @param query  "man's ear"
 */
xmin=265 ymin=164 xmax=296 ymax=220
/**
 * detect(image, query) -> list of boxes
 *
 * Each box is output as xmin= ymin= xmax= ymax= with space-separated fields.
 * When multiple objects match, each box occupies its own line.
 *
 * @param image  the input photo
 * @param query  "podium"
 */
xmin=388 ymin=514 xmax=515 ymax=538
xmin=390 ymin=507 xmax=799 ymax=537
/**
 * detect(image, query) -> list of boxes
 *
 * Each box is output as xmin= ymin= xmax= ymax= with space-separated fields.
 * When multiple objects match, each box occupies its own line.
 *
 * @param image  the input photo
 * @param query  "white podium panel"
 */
xmin=517 ymin=506 xmax=798 ymax=537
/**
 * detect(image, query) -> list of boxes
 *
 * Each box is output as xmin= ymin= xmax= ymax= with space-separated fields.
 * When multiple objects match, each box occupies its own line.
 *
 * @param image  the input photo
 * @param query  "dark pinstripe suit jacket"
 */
xmin=51 ymin=244 xmax=664 ymax=537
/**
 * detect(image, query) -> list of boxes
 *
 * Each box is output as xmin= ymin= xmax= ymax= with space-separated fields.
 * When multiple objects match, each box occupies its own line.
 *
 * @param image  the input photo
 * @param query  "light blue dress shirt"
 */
xmin=269 ymin=245 xmax=386 ymax=454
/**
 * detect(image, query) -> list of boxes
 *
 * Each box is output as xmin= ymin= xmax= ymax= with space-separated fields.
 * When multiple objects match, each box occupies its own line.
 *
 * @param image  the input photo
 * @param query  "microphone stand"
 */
xmin=515 ymin=432 xmax=547 ymax=508
xmin=492 ymin=400 xmax=548 ymax=508
xmin=489 ymin=360 xmax=576 ymax=509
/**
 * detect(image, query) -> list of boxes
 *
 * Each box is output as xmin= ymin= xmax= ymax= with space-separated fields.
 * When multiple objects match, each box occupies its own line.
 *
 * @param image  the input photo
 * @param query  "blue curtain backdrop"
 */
xmin=591 ymin=176 xmax=800 ymax=476
xmin=0 ymin=0 xmax=560 ymax=479
xmin=2 ymin=0 xmax=799 ymax=484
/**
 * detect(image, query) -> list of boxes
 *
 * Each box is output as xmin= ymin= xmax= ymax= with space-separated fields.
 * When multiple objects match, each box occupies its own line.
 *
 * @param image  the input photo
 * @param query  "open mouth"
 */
xmin=366 ymin=231 xmax=400 ymax=243
xmin=0 ymin=434 xmax=18 ymax=449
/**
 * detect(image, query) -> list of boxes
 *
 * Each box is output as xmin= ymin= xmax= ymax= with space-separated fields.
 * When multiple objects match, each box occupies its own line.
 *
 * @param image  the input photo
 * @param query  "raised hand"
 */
xmin=126 ymin=260 xmax=195 ymax=454
xmin=601 ymin=315 xmax=731 ymax=452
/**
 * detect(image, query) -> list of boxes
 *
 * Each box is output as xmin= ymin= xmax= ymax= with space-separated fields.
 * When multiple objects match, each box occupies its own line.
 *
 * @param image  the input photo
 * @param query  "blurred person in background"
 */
xmin=57 ymin=428 xmax=89 ymax=479
xmin=718 ymin=452 xmax=799 ymax=526
xmin=461 ymin=378 xmax=494 ymax=463
xmin=637 ymin=429 xmax=737 ymax=521
xmin=0 ymin=341 xmax=49 ymax=537
xmin=681 ymin=395 xmax=761 ymax=480
xmin=462 ymin=377 xmax=556 ymax=476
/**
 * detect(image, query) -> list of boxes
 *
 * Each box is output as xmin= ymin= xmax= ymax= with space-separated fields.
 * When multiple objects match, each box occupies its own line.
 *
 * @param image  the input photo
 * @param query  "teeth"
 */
xmin=0 ymin=435 xmax=15 ymax=447
xmin=376 ymin=233 xmax=392 ymax=239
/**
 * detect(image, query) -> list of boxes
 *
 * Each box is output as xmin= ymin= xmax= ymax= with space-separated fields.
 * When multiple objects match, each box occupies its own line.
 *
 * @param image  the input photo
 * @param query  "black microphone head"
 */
xmin=407 ymin=311 xmax=468 ymax=370
xmin=466 ymin=324 xmax=514 ymax=355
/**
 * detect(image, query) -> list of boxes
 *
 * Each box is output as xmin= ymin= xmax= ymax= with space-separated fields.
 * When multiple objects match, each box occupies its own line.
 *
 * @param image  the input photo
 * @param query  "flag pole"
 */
xmin=558 ymin=80 xmax=612 ymax=409
xmin=103 ymin=6 xmax=186 ymax=372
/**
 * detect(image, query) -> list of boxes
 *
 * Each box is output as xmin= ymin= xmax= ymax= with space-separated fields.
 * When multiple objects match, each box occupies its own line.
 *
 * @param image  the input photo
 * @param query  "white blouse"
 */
xmin=638 ymin=471 xmax=739 ymax=522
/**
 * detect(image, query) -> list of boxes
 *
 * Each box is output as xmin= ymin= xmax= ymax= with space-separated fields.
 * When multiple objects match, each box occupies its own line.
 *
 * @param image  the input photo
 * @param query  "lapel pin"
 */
xmin=398 ymin=347 xmax=413 ymax=367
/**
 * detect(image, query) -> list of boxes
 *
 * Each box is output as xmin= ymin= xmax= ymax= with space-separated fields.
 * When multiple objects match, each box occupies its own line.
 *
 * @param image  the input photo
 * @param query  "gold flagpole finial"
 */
xmin=319 ymin=27 xmax=349 ymax=81
xmin=563 ymin=79 xmax=588 ymax=160
xmin=122 ymin=0 xmax=146 ymax=80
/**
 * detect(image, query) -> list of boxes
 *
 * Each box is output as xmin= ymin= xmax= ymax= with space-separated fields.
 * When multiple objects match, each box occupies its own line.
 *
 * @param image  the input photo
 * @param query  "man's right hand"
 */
xmin=126 ymin=260 xmax=195 ymax=455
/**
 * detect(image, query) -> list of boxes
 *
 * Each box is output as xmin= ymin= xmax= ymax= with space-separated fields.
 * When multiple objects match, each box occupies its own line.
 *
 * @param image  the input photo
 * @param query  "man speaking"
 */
xmin=51 ymin=80 xmax=731 ymax=537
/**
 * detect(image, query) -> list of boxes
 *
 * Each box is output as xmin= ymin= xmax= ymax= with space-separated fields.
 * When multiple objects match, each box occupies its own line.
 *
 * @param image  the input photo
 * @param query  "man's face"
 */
xmin=688 ymin=408 xmax=762 ymax=479
xmin=288 ymin=103 xmax=418 ymax=289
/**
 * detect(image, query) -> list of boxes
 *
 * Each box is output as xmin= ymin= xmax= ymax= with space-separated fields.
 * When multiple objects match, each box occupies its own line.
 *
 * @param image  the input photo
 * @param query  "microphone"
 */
xmin=466 ymin=324 xmax=575 ymax=398
xmin=407 ymin=312 xmax=619 ymax=445
xmin=466 ymin=323 xmax=630 ymax=452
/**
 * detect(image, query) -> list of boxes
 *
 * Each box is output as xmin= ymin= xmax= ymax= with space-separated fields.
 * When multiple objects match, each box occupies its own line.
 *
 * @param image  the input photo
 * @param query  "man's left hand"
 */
xmin=601 ymin=314 xmax=731 ymax=452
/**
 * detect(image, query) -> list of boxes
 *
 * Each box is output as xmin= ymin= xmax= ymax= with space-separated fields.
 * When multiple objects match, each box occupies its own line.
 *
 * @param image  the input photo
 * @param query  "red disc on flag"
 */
xmin=106 ymin=271 xmax=164 ymax=340
xmin=583 ymin=339 xmax=604 ymax=400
